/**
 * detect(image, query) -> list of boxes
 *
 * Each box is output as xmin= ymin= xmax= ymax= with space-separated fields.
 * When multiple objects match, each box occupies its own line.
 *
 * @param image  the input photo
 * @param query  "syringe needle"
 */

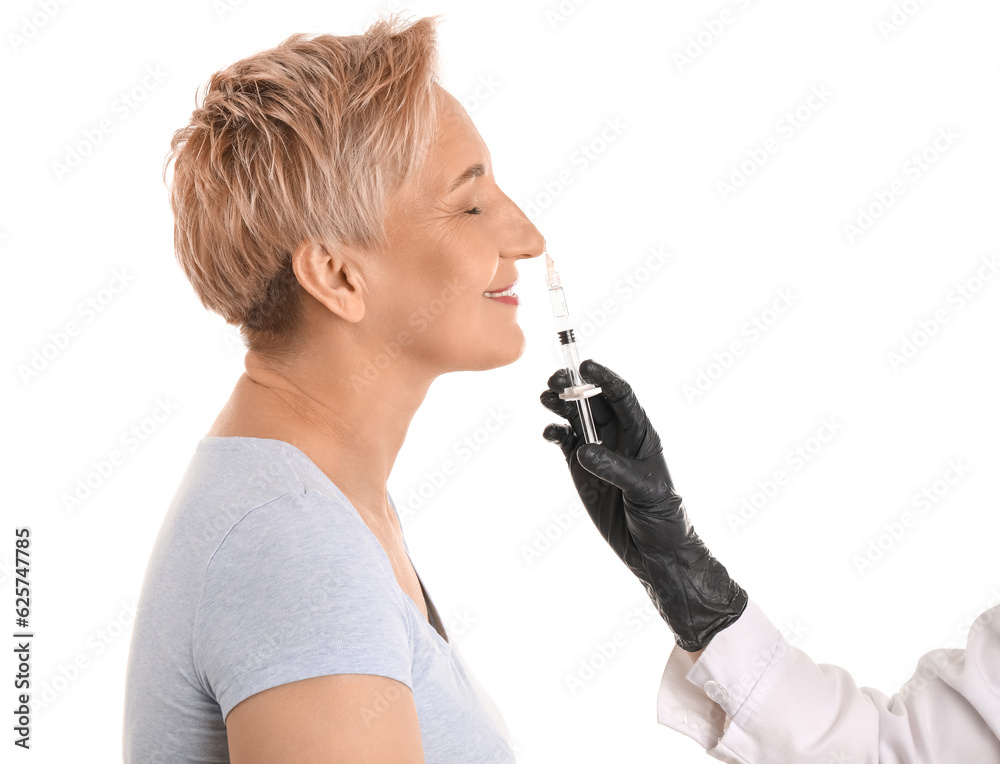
xmin=545 ymin=251 xmax=560 ymax=289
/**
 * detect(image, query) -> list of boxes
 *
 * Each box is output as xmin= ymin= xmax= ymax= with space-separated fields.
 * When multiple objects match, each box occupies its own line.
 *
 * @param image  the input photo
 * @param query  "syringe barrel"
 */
xmin=546 ymin=257 xmax=601 ymax=444
xmin=548 ymin=284 xmax=570 ymax=325
xmin=559 ymin=330 xmax=585 ymax=385
xmin=575 ymin=397 xmax=601 ymax=444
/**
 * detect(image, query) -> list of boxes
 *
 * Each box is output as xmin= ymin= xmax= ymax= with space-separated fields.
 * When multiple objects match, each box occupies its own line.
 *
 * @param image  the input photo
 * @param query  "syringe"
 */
xmin=545 ymin=252 xmax=602 ymax=445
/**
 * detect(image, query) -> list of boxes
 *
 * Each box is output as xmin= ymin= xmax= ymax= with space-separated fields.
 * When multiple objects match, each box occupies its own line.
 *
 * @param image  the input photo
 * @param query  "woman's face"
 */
xmin=365 ymin=84 xmax=546 ymax=375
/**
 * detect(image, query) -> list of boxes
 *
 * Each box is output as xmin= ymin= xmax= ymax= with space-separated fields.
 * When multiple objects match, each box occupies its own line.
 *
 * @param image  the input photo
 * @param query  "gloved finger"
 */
xmin=579 ymin=359 xmax=644 ymax=426
xmin=546 ymin=365 xmax=619 ymax=430
xmin=575 ymin=443 xmax=647 ymax=495
xmin=539 ymin=388 xmax=579 ymax=422
xmin=542 ymin=423 xmax=577 ymax=458
xmin=546 ymin=367 xmax=573 ymax=393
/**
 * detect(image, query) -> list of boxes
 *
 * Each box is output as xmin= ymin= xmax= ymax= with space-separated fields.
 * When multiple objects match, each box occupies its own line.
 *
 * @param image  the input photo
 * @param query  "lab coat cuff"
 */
xmin=656 ymin=598 xmax=781 ymax=753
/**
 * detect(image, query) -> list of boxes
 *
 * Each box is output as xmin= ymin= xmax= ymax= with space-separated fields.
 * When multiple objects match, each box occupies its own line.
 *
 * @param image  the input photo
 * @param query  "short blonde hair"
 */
xmin=165 ymin=14 xmax=441 ymax=354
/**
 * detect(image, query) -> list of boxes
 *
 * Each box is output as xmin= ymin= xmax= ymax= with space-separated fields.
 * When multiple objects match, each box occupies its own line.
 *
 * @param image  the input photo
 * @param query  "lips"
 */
xmin=483 ymin=279 xmax=517 ymax=298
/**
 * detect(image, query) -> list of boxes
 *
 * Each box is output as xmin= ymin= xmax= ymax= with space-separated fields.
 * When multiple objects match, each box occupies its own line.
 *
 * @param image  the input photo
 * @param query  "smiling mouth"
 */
xmin=483 ymin=279 xmax=517 ymax=298
xmin=483 ymin=285 xmax=516 ymax=298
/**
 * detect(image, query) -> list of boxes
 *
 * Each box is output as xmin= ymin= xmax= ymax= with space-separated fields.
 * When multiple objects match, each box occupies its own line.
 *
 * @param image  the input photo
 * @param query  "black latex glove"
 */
xmin=540 ymin=359 xmax=748 ymax=652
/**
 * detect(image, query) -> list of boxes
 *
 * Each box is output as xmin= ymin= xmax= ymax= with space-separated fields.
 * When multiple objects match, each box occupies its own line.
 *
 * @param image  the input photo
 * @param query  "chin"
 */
xmin=458 ymin=329 xmax=525 ymax=372
xmin=497 ymin=337 xmax=526 ymax=367
xmin=494 ymin=327 xmax=526 ymax=367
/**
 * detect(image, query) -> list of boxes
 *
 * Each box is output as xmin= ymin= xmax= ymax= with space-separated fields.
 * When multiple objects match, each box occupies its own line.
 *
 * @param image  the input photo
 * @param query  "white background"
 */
xmin=3 ymin=0 xmax=999 ymax=761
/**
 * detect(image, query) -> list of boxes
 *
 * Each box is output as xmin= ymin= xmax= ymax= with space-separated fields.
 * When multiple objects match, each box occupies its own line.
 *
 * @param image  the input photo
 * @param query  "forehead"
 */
xmin=416 ymin=86 xmax=491 ymax=196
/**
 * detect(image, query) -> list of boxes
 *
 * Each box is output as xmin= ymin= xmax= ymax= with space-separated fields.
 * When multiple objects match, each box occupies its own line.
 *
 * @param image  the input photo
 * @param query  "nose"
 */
xmin=499 ymin=190 xmax=546 ymax=261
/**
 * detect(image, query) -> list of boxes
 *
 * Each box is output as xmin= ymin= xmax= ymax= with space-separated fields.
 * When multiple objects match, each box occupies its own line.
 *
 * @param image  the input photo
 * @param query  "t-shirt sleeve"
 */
xmin=191 ymin=489 xmax=414 ymax=723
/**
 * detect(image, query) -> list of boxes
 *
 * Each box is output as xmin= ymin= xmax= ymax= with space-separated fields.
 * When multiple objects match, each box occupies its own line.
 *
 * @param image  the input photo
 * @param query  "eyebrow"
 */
xmin=447 ymin=162 xmax=486 ymax=194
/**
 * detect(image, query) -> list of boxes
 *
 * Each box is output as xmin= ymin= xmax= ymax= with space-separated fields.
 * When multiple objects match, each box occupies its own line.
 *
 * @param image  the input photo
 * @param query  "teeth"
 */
xmin=484 ymin=287 xmax=515 ymax=298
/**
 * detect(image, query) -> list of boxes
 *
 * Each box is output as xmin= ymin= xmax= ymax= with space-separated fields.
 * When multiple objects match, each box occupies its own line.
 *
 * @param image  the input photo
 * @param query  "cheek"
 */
xmin=388 ymin=269 xmax=480 ymax=350
xmin=381 ymin=225 xmax=498 ymax=343
xmin=428 ymin=253 xmax=494 ymax=322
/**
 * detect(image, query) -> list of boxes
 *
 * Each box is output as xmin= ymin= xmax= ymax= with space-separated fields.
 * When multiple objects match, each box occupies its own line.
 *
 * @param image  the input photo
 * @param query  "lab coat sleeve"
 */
xmin=655 ymin=598 xmax=1000 ymax=763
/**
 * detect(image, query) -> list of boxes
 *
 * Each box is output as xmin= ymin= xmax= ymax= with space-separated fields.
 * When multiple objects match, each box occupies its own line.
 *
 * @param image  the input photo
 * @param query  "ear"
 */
xmin=290 ymin=239 xmax=366 ymax=323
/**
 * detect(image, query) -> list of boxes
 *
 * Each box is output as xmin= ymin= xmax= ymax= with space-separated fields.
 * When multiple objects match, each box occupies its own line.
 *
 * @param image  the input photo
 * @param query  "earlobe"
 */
xmin=291 ymin=239 xmax=366 ymax=323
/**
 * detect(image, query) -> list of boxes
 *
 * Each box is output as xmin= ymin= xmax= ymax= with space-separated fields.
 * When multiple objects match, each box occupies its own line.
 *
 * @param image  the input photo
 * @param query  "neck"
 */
xmin=213 ymin=338 xmax=436 ymax=523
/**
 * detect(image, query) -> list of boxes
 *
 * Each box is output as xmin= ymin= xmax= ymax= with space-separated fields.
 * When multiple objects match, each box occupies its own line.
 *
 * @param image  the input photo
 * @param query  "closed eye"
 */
xmin=465 ymin=206 xmax=483 ymax=215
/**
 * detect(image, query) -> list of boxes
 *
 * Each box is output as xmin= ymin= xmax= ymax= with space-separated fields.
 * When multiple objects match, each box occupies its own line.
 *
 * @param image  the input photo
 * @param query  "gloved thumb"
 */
xmin=576 ymin=444 xmax=643 ymax=493
xmin=542 ymin=422 xmax=577 ymax=459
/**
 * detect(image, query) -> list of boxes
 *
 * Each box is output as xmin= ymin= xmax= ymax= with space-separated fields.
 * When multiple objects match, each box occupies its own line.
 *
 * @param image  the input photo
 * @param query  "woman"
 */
xmin=133 ymin=10 xmax=969 ymax=763
xmin=122 ymin=15 xmax=544 ymax=762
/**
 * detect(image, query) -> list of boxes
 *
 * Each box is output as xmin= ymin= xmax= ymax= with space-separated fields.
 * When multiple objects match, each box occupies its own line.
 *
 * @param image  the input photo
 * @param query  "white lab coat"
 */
xmin=655 ymin=598 xmax=1000 ymax=762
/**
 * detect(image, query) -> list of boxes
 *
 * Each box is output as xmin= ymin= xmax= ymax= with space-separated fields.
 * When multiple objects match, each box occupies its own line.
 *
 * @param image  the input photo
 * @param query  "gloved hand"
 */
xmin=540 ymin=359 xmax=747 ymax=652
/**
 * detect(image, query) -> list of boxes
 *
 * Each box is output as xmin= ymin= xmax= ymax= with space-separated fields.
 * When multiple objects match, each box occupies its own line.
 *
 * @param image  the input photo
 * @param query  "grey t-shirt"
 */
xmin=123 ymin=436 xmax=515 ymax=762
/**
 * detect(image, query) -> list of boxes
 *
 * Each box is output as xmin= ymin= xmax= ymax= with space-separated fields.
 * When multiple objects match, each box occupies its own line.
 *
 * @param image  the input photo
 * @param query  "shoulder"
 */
xmin=192 ymin=489 xmax=415 ymax=719
xmin=203 ymin=488 xmax=396 ymax=601
xmin=172 ymin=437 xmax=364 ymax=555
